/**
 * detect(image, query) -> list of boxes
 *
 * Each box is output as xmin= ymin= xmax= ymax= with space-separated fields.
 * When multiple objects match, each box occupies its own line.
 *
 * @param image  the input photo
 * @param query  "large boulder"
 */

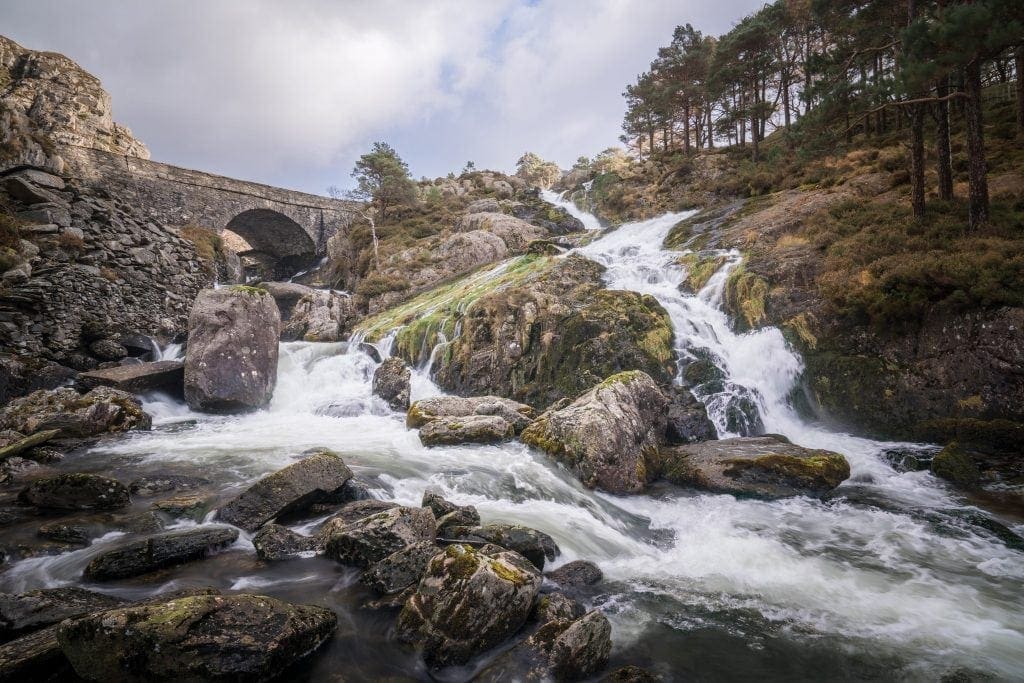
xmin=281 ymin=289 xmax=356 ymax=342
xmin=372 ymin=357 xmax=411 ymax=411
xmin=183 ymin=286 xmax=281 ymax=413
xmin=930 ymin=441 xmax=981 ymax=489
xmin=546 ymin=560 xmax=603 ymax=588
xmin=0 ymin=386 xmax=151 ymax=438
xmin=361 ymin=540 xmax=438 ymax=595
xmin=19 ymin=473 xmax=130 ymax=511
xmin=396 ymin=543 xmax=542 ymax=667
xmin=83 ymin=526 xmax=239 ymax=580
xmin=453 ymin=524 xmax=560 ymax=570
xmin=257 ymin=281 xmax=314 ymax=320
xmin=410 ymin=395 xmax=534 ymax=447
xmin=0 ymin=587 xmax=125 ymax=641
xmin=664 ymin=385 xmax=717 ymax=444
xmin=216 ymin=448 xmax=353 ymax=532
xmin=57 ymin=594 xmax=336 ymax=682
xmin=323 ymin=505 xmax=436 ymax=567
xmin=521 ymin=371 xmax=669 ymax=493
xmin=660 ymin=436 xmax=851 ymax=499
xmin=76 ymin=360 xmax=184 ymax=395
xmin=456 ymin=212 xmax=549 ymax=251
xmin=252 ymin=524 xmax=323 ymax=561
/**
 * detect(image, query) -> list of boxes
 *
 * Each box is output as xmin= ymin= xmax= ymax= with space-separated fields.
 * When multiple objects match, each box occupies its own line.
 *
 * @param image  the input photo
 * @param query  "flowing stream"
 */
xmin=2 ymin=205 xmax=1022 ymax=680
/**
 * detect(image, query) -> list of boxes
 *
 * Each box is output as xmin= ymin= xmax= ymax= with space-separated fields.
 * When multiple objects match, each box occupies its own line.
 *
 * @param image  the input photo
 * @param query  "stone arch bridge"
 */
xmin=57 ymin=144 xmax=359 ymax=278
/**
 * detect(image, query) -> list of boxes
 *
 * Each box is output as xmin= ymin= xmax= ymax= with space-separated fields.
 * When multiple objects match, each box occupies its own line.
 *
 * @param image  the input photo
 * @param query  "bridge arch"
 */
xmin=223 ymin=208 xmax=317 ymax=280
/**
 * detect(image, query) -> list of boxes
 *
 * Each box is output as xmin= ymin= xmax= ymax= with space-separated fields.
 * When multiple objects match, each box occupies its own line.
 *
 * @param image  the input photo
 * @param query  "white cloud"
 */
xmin=3 ymin=0 xmax=762 ymax=192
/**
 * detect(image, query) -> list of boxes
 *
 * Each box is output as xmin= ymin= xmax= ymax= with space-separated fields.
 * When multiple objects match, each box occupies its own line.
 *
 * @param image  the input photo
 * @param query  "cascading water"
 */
xmin=2 ymin=206 xmax=1021 ymax=679
xmin=540 ymin=188 xmax=603 ymax=231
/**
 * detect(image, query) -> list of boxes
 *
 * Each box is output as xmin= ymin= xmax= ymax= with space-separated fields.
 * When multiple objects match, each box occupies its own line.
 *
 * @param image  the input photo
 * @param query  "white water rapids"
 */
xmin=3 ymin=205 xmax=1022 ymax=679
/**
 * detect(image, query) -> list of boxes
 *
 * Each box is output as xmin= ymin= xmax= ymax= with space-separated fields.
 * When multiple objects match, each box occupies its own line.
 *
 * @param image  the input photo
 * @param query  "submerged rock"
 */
xmin=216 ymin=448 xmax=353 ymax=532
xmin=660 ymin=435 xmax=850 ymax=499
xmin=0 ymin=386 xmax=151 ymax=438
xmin=57 ymin=593 xmax=337 ymax=682
xmin=372 ymin=357 xmax=411 ymax=411
xmin=396 ymin=543 xmax=542 ymax=667
xmin=0 ymin=587 xmax=125 ymax=641
xmin=521 ymin=371 xmax=669 ymax=494
xmin=183 ymin=286 xmax=281 ymax=413
xmin=253 ymin=524 xmax=322 ymax=561
xmin=546 ymin=560 xmax=603 ymax=588
xmin=324 ymin=505 xmax=435 ymax=567
xmin=19 ymin=473 xmax=130 ymax=511
xmin=83 ymin=526 xmax=239 ymax=580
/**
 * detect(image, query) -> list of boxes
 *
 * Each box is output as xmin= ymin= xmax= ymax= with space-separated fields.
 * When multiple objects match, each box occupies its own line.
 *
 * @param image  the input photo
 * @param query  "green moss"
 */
xmin=930 ymin=442 xmax=981 ymax=489
xmin=598 ymin=370 xmax=645 ymax=389
xmin=230 ymin=284 xmax=267 ymax=296
xmin=725 ymin=452 xmax=851 ymax=489
xmin=724 ymin=259 xmax=768 ymax=331
xmin=490 ymin=558 xmax=529 ymax=585
xmin=677 ymin=252 xmax=727 ymax=293
xmin=915 ymin=418 xmax=1024 ymax=456
xmin=445 ymin=544 xmax=480 ymax=580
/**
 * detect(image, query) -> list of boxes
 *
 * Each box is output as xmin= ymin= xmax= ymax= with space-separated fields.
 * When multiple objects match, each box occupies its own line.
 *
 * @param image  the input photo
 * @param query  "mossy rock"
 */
xmin=930 ymin=442 xmax=981 ymax=489
xmin=723 ymin=260 xmax=768 ymax=332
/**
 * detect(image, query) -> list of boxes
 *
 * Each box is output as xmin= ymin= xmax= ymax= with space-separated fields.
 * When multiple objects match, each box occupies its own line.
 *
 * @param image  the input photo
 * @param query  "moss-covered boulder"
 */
xmin=0 ymin=386 xmax=151 ymax=438
xmin=521 ymin=371 xmax=669 ymax=494
xmin=660 ymin=436 xmax=850 ymax=499
xmin=419 ymin=415 xmax=515 ymax=446
xmin=57 ymin=594 xmax=336 ymax=682
xmin=323 ymin=506 xmax=436 ymax=567
xmin=19 ymin=473 xmax=130 ymax=511
xmin=396 ymin=543 xmax=542 ymax=668
xmin=930 ymin=441 xmax=981 ymax=489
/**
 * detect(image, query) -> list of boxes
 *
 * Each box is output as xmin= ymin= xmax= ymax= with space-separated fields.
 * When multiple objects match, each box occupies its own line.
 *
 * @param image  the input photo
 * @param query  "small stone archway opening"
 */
xmin=223 ymin=208 xmax=317 ymax=281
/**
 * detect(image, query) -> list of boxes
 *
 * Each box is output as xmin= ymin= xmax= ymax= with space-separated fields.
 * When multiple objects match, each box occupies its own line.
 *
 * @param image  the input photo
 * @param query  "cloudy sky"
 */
xmin=6 ymin=0 xmax=762 ymax=195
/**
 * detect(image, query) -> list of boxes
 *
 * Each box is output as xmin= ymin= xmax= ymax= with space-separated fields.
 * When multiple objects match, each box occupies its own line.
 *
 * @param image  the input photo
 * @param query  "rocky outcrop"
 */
xmin=281 ymin=289 xmax=355 ymax=342
xmin=324 ymin=505 xmax=435 ymax=567
xmin=0 ymin=385 xmax=150 ymax=438
xmin=57 ymin=594 xmax=336 ymax=682
xmin=372 ymin=357 xmax=411 ymax=411
xmin=0 ymin=168 xmax=209 ymax=367
xmin=396 ymin=543 xmax=542 ymax=667
xmin=0 ymin=36 xmax=148 ymax=160
xmin=660 ymin=436 xmax=850 ymax=499
xmin=216 ymin=448 xmax=353 ymax=532
xmin=456 ymin=212 xmax=548 ymax=251
xmin=19 ymin=473 xmax=130 ymax=511
xmin=522 ymin=371 xmax=669 ymax=493
xmin=76 ymin=360 xmax=184 ymax=395
xmin=183 ymin=286 xmax=281 ymax=413
xmin=83 ymin=526 xmax=239 ymax=580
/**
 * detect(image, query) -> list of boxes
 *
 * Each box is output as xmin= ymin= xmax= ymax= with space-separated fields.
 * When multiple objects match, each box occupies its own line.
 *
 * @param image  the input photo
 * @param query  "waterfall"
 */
xmin=540 ymin=188 xmax=603 ymax=231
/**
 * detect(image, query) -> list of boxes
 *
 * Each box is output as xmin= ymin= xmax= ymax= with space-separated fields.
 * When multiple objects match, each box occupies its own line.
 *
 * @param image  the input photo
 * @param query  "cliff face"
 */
xmin=0 ymin=35 xmax=148 ymax=169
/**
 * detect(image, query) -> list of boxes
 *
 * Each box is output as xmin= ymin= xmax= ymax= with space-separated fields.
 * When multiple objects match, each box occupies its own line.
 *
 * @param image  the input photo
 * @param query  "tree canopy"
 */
xmin=349 ymin=142 xmax=416 ymax=220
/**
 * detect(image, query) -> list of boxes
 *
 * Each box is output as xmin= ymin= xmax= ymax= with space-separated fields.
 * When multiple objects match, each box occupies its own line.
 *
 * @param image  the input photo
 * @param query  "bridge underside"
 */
xmin=224 ymin=208 xmax=318 ymax=280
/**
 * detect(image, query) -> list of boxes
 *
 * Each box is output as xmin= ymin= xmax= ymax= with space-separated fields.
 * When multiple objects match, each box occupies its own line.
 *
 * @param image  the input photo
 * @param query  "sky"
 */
xmin=5 ymin=0 xmax=763 ymax=195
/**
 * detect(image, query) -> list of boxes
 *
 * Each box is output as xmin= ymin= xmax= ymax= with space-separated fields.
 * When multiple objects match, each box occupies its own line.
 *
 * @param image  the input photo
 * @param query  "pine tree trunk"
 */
xmin=935 ymin=77 xmax=954 ymax=201
xmin=707 ymin=106 xmax=715 ymax=149
xmin=964 ymin=60 xmax=990 ymax=229
xmin=1016 ymin=47 xmax=1024 ymax=137
xmin=910 ymin=104 xmax=926 ymax=218
xmin=683 ymin=103 xmax=691 ymax=154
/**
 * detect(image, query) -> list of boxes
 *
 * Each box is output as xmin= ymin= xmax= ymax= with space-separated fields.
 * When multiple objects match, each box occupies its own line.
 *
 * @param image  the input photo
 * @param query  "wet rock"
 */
xmin=0 ymin=386 xmax=151 ymax=438
xmin=129 ymin=474 xmax=211 ymax=496
xmin=0 ymin=429 xmax=58 ymax=460
xmin=253 ymin=524 xmax=322 ymax=560
xmin=602 ymin=665 xmax=662 ymax=682
xmin=19 ymin=473 xmax=130 ymax=511
xmin=0 ymin=355 xmax=76 ymax=406
xmin=361 ymin=540 xmax=438 ymax=594
xmin=257 ymin=281 xmax=314 ymax=320
xmin=882 ymin=446 xmax=937 ymax=473
xmin=521 ymin=371 xmax=668 ymax=494
xmin=461 ymin=524 xmax=559 ymax=570
xmin=324 ymin=506 xmax=435 ymax=567
xmin=318 ymin=499 xmax=399 ymax=529
xmin=150 ymin=494 xmax=209 ymax=520
xmin=532 ymin=592 xmax=585 ymax=623
xmin=83 ymin=526 xmax=239 ymax=580
xmin=183 ymin=286 xmax=281 ymax=413
xmin=931 ymin=442 xmax=981 ymax=489
xmin=216 ymin=448 xmax=353 ymax=532
xmin=58 ymin=593 xmax=337 ymax=682
xmin=423 ymin=492 xmax=480 ymax=537
xmin=665 ymin=385 xmax=717 ymax=444
xmin=37 ymin=520 xmax=92 ymax=545
xmin=281 ymin=289 xmax=355 ymax=342
xmin=76 ymin=360 xmax=184 ymax=395
xmin=408 ymin=395 xmax=535 ymax=434
xmin=396 ymin=543 xmax=543 ymax=667
xmin=660 ymin=436 xmax=851 ymax=499
xmin=0 ymin=587 xmax=125 ymax=641
xmin=549 ymin=610 xmax=613 ymax=680
xmin=37 ymin=512 xmax=163 ymax=546
xmin=419 ymin=414 xmax=515 ymax=446
xmin=0 ymin=624 xmax=72 ymax=680
xmin=372 ymin=357 xmax=411 ymax=411
xmin=88 ymin=338 xmax=128 ymax=361
xmin=546 ymin=560 xmax=603 ymax=588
